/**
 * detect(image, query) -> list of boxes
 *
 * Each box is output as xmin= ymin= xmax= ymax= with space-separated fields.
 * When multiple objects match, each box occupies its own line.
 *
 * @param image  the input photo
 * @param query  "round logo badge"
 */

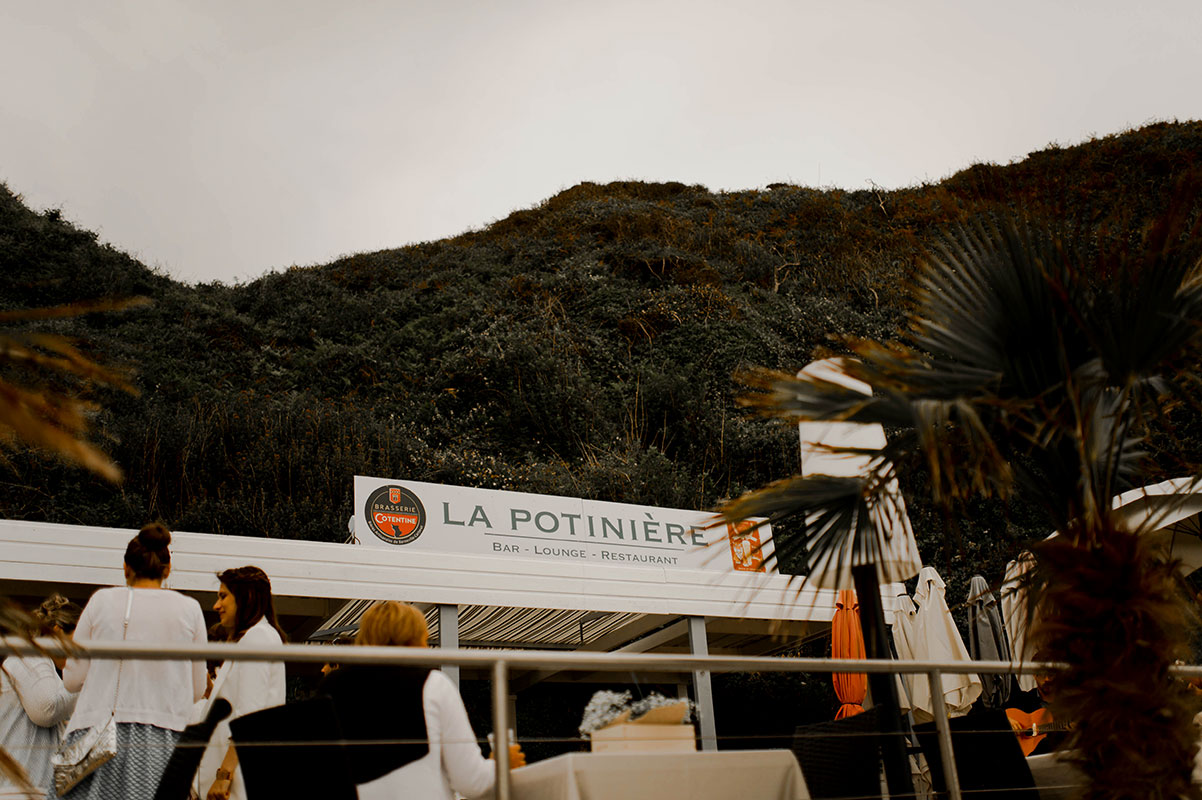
xmin=364 ymin=485 xmax=426 ymax=545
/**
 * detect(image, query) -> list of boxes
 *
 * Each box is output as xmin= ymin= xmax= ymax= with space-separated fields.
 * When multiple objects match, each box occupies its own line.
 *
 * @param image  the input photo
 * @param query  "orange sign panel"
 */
xmin=727 ymin=521 xmax=765 ymax=572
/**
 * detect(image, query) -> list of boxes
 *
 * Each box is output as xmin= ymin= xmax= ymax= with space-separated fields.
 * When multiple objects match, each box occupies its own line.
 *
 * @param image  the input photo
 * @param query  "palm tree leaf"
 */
xmin=0 ymin=334 xmax=138 ymax=392
xmin=0 ymin=296 xmax=151 ymax=323
xmin=0 ymin=384 xmax=122 ymax=482
xmin=717 ymin=467 xmax=920 ymax=588
xmin=736 ymin=367 xmax=913 ymax=427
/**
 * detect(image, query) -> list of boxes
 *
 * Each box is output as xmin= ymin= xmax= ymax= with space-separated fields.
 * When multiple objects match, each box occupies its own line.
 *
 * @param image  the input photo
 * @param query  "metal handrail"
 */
xmin=2 ymin=636 xmax=1140 ymax=800
xmin=0 ymin=636 xmax=1069 ymax=673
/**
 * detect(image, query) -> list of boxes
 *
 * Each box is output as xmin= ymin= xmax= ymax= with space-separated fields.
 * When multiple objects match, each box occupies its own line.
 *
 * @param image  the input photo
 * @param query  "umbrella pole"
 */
xmin=853 ymin=563 xmax=915 ymax=799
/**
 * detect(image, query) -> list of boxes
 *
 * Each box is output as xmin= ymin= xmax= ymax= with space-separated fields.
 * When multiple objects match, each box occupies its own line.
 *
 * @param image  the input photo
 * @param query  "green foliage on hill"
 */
xmin=3 ymin=121 xmax=1202 ymax=603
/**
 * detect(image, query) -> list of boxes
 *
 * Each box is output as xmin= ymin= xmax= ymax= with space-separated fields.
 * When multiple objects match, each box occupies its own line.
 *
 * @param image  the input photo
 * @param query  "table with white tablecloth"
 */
xmin=511 ymin=750 xmax=809 ymax=800
xmin=1027 ymin=752 xmax=1084 ymax=800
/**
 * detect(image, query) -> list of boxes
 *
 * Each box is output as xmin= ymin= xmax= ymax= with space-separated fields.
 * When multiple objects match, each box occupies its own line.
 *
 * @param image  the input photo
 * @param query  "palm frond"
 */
xmin=1080 ymin=200 xmax=1202 ymax=386
xmin=0 ymin=296 xmax=151 ymax=323
xmin=735 ymin=367 xmax=912 ymax=427
xmin=914 ymin=218 xmax=1080 ymax=401
xmin=0 ymin=299 xmax=148 ymax=483
xmin=717 ymin=465 xmax=919 ymax=587
xmin=910 ymin=397 xmax=1014 ymax=503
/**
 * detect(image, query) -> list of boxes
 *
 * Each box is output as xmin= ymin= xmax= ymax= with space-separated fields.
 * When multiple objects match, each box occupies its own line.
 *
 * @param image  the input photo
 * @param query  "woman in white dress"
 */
xmin=0 ymin=595 xmax=82 ymax=799
xmin=60 ymin=523 xmax=208 ymax=800
xmin=198 ymin=567 xmax=286 ymax=800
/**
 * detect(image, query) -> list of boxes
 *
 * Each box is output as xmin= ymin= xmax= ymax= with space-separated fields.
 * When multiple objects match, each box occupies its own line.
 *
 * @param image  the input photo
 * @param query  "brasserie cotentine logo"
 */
xmin=365 ymin=484 xmax=426 ymax=545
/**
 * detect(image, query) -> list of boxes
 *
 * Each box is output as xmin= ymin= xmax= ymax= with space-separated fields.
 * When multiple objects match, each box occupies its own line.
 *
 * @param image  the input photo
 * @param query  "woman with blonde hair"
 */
xmin=320 ymin=601 xmax=519 ymax=800
xmin=0 ymin=594 xmax=83 ymax=798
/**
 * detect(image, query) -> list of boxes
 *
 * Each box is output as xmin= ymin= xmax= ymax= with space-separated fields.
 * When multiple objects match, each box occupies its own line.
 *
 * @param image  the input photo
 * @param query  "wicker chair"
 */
xmin=791 ymin=706 xmax=888 ymax=800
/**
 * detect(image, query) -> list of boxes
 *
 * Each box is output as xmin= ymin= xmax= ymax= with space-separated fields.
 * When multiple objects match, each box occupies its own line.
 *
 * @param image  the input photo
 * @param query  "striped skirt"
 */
xmin=55 ymin=723 xmax=179 ymax=800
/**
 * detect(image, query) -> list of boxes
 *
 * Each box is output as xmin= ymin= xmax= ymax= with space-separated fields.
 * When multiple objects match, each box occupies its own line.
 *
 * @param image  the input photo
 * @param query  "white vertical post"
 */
xmin=688 ymin=615 xmax=718 ymax=751
xmin=928 ymin=669 xmax=963 ymax=800
xmin=493 ymin=660 xmax=511 ymax=800
xmin=439 ymin=603 xmax=460 ymax=688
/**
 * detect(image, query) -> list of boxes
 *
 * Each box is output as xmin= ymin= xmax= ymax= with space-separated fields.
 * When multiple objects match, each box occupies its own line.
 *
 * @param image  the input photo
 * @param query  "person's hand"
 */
xmin=488 ymin=739 xmax=526 ymax=768
xmin=207 ymin=774 xmax=232 ymax=800
xmin=489 ymin=743 xmax=526 ymax=768
xmin=510 ymin=743 xmax=527 ymax=768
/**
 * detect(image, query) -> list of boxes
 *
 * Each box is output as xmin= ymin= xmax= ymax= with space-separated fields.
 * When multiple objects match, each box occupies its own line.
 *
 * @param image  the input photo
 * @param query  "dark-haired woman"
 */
xmin=0 ymin=594 xmax=83 ymax=798
xmin=59 ymin=523 xmax=208 ymax=800
xmin=198 ymin=566 xmax=286 ymax=800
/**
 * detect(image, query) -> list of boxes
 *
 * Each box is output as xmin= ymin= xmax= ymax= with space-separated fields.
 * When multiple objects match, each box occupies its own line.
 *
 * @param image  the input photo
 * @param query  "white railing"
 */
xmin=6 ymin=637 xmax=1178 ymax=800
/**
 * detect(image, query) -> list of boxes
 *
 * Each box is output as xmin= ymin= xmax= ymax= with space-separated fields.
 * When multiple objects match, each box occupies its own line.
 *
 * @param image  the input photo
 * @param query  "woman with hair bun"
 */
xmin=198 ymin=566 xmax=286 ymax=800
xmin=59 ymin=523 xmax=208 ymax=800
xmin=0 ymin=594 xmax=83 ymax=798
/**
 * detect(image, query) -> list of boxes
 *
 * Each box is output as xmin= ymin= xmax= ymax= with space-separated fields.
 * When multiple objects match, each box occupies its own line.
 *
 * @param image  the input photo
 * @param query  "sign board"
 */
xmin=354 ymin=476 xmax=775 ymax=574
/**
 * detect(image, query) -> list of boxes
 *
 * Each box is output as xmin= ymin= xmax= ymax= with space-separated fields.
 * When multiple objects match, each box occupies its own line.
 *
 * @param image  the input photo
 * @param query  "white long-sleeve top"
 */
xmin=356 ymin=670 xmax=495 ymax=800
xmin=63 ymin=587 xmax=207 ymax=733
xmin=1 ymin=655 xmax=77 ymax=728
xmin=0 ymin=655 xmax=78 ymax=797
xmin=198 ymin=617 xmax=287 ymax=800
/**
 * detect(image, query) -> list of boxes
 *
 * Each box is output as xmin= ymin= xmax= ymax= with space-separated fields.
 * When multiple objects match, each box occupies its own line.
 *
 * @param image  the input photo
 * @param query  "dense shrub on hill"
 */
xmin=3 ymin=122 xmax=1202 ymax=615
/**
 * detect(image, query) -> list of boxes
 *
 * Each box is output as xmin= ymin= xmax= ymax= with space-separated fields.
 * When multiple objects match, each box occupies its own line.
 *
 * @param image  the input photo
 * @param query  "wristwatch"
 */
xmin=215 ymin=768 xmax=233 ymax=782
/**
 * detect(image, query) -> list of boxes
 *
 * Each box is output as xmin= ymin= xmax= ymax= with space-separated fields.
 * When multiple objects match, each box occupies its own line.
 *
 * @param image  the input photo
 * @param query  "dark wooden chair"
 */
xmin=229 ymin=696 xmax=357 ymax=800
xmin=914 ymin=707 xmax=1039 ymax=800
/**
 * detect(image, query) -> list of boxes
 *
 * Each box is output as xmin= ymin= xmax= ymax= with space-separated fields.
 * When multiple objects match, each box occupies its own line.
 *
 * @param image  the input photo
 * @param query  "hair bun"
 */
xmin=31 ymin=593 xmax=83 ymax=633
xmin=137 ymin=522 xmax=172 ymax=551
xmin=38 ymin=594 xmax=69 ymax=614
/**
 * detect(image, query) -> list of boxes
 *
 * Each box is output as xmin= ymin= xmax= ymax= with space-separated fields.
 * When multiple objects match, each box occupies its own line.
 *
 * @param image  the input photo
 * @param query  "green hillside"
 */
xmin=4 ymin=121 xmax=1202 ymax=603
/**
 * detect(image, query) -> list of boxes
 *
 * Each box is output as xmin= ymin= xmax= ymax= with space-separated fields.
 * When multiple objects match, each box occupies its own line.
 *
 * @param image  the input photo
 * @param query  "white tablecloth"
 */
xmin=511 ymin=750 xmax=809 ymax=800
xmin=1027 ymin=752 xmax=1084 ymax=800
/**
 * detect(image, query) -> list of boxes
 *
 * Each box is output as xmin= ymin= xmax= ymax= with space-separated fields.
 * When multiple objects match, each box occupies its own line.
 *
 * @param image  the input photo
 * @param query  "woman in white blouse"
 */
xmin=321 ymin=601 xmax=523 ymax=800
xmin=0 ymin=594 xmax=82 ymax=799
xmin=197 ymin=566 xmax=286 ymax=800
xmin=60 ymin=523 xmax=208 ymax=800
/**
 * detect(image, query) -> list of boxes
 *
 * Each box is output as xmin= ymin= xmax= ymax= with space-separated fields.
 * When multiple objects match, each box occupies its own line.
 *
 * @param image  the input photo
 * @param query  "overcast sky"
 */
xmin=3 ymin=1 xmax=1200 ymax=285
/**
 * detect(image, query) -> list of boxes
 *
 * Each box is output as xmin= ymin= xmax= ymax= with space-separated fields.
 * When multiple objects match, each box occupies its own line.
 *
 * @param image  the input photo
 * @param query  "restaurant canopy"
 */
xmin=0 ymin=499 xmax=902 ymax=750
xmin=0 ymin=516 xmax=839 ymax=658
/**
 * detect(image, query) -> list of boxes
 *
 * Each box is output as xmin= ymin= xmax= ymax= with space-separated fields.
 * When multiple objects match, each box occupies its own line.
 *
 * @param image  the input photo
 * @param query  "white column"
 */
xmin=688 ymin=615 xmax=717 ymax=751
xmin=439 ymin=603 xmax=460 ymax=688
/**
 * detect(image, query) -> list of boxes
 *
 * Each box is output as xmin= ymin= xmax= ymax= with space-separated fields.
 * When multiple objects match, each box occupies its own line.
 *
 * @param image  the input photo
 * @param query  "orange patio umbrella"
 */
xmin=832 ymin=589 xmax=867 ymax=719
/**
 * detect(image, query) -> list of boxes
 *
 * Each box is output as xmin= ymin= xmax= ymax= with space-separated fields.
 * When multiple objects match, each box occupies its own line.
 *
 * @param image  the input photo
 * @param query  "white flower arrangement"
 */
xmin=578 ymin=690 xmax=696 ymax=738
xmin=579 ymin=690 xmax=632 ymax=738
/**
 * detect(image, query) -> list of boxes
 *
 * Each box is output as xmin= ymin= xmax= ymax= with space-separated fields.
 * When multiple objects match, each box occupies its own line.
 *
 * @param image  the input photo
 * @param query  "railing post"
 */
xmin=493 ymin=659 xmax=511 ymax=800
xmin=927 ymin=669 xmax=962 ymax=800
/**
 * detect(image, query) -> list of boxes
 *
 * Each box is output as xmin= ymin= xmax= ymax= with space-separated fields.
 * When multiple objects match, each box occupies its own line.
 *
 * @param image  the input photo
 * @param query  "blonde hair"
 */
xmin=32 ymin=594 xmax=83 ymax=635
xmin=356 ymin=601 xmax=429 ymax=647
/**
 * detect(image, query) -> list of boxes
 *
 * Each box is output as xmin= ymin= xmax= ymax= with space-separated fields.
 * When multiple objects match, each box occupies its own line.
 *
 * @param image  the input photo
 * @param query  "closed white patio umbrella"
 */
xmin=999 ymin=552 xmax=1038 ymax=692
xmin=888 ymin=586 xmax=921 ymax=714
xmin=909 ymin=566 xmax=982 ymax=723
